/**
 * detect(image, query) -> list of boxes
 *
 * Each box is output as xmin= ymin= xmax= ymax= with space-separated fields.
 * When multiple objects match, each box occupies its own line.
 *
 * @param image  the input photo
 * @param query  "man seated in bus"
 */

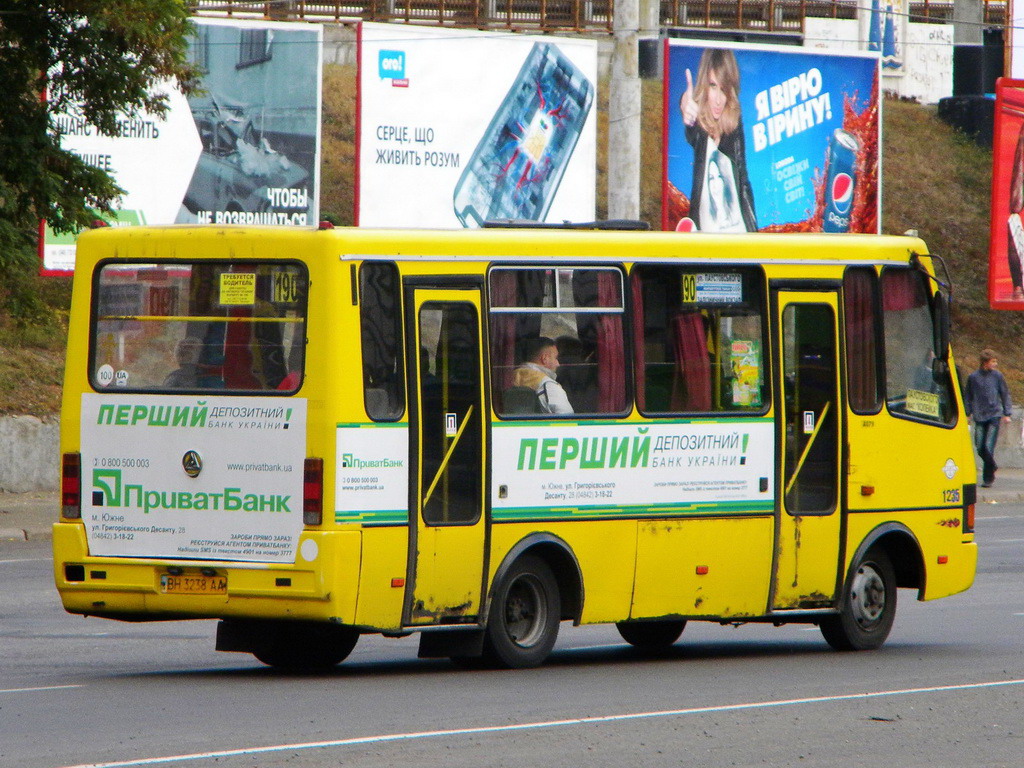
xmin=163 ymin=336 xmax=203 ymax=389
xmin=513 ymin=336 xmax=574 ymax=414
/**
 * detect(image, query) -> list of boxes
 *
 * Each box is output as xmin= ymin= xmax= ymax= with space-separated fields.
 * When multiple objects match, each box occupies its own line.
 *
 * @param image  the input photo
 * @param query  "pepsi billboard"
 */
xmin=663 ymin=40 xmax=880 ymax=233
xmin=989 ymin=78 xmax=1024 ymax=309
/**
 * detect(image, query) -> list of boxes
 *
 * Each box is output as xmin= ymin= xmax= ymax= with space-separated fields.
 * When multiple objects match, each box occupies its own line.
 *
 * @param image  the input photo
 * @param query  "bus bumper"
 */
xmin=51 ymin=522 xmax=362 ymax=624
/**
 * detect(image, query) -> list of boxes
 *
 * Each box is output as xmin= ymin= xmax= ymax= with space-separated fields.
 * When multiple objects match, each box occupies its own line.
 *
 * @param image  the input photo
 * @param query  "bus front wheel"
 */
xmin=820 ymin=548 xmax=897 ymax=651
xmin=616 ymin=619 xmax=686 ymax=650
xmin=483 ymin=555 xmax=561 ymax=669
xmin=251 ymin=622 xmax=359 ymax=671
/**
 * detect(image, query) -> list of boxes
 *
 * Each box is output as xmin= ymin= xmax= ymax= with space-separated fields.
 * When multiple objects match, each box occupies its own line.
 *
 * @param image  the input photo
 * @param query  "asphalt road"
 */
xmin=3 ymin=507 xmax=1023 ymax=768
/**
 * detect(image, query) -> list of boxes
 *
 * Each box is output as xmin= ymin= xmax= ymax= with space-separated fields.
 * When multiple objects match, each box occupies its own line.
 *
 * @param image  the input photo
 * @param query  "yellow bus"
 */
xmin=53 ymin=223 xmax=977 ymax=670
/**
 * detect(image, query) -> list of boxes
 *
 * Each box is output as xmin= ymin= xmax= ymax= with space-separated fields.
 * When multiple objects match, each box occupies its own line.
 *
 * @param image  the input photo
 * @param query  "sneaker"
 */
xmin=981 ymin=480 xmax=993 ymax=487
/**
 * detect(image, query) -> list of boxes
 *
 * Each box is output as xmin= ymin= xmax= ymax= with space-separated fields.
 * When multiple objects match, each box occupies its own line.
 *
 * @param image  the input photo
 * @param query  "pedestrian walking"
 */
xmin=965 ymin=348 xmax=1013 ymax=487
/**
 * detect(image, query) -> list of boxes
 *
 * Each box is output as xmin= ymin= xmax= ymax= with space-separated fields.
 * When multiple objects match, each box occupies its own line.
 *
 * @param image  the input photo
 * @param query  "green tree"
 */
xmin=0 ymin=1 xmax=197 ymax=318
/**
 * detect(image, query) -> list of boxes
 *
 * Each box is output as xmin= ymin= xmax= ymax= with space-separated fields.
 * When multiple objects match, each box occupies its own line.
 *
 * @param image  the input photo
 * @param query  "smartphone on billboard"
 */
xmin=453 ymin=42 xmax=594 ymax=227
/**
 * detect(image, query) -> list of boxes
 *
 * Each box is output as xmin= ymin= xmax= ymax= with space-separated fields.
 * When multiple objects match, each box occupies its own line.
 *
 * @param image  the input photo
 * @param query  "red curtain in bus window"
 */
xmin=631 ymin=273 xmax=646 ymax=411
xmin=597 ymin=271 xmax=625 ymax=412
xmin=671 ymin=312 xmax=711 ymax=411
xmin=489 ymin=270 xmax=518 ymax=393
xmin=844 ymin=269 xmax=879 ymax=411
xmin=882 ymin=268 xmax=927 ymax=311
xmin=224 ymin=306 xmax=260 ymax=389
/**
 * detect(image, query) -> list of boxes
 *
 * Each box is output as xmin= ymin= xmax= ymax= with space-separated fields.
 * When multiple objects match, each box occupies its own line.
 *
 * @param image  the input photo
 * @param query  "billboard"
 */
xmin=357 ymin=23 xmax=597 ymax=228
xmin=804 ymin=17 xmax=953 ymax=105
xmin=44 ymin=18 xmax=322 ymax=274
xmin=988 ymin=78 xmax=1024 ymax=308
xmin=663 ymin=40 xmax=880 ymax=234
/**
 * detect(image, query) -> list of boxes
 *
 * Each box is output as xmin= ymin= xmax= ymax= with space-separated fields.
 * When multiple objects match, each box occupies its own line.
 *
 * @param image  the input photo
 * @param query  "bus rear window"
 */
xmin=91 ymin=262 xmax=308 ymax=393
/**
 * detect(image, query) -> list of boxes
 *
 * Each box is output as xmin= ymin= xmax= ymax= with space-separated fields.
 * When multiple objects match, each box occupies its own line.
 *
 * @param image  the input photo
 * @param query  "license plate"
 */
xmin=160 ymin=573 xmax=227 ymax=595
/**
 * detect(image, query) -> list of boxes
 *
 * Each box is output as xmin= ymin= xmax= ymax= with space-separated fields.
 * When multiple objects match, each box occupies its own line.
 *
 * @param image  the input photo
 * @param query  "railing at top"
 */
xmin=192 ymin=0 xmax=1007 ymax=33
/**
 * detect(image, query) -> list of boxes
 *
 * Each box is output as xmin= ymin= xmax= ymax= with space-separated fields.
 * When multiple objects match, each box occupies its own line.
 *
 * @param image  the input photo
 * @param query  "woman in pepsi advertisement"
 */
xmin=678 ymin=48 xmax=757 ymax=233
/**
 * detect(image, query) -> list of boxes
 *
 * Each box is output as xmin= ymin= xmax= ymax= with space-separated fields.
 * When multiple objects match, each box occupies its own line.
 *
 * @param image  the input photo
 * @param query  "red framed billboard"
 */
xmin=990 ymin=77 xmax=1024 ymax=308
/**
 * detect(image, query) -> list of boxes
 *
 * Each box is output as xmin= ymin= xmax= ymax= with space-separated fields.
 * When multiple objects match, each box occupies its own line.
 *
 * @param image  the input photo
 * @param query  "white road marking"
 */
xmin=55 ymin=677 xmax=1024 ymax=768
xmin=0 ymin=557 xmax=51 ymax=565
xmin=0 ymin=685 xmax=82 ymax=695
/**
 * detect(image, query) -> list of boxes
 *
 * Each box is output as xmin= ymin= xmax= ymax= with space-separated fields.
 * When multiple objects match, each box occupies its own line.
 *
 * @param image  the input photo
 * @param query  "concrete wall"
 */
xmin=989 ymin=408 xmax=1024 ymax=471
xmin=0 ymin=415 xmax=59 ymax=493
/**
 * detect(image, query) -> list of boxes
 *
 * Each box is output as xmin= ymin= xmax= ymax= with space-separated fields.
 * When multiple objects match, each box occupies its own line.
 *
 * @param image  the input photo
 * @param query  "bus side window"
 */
xmin=489 ymin=266 xmax=626 ymax=417
xmin=632 ymin=266 xmax=766 ymax=414
xmin=881 ymin=267 xmax=956 ymax=425
xmin=359 ymin=262 xmax=405 ymax=420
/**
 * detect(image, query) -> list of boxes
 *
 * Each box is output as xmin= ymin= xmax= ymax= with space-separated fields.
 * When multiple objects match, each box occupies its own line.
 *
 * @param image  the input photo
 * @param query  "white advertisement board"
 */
xmin=334 ymin=424 xmax=409 ymax=525
xmin=45 ymin=18 xmax=323 ymax=273
xmin=357 ymin=23 xmax=597 ymax=228
xmin=81 ymin=394 xmax=307 ymax=563
xmin=491 ymin=420 xmax=775 ymax=519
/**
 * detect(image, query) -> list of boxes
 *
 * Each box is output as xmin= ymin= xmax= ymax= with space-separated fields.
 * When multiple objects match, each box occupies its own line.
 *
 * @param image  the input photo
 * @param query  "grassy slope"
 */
xmin=1 ymin=85 xmax=1018 ymax=416
xmin=881 ymin=100 xmax=1024 ymax=395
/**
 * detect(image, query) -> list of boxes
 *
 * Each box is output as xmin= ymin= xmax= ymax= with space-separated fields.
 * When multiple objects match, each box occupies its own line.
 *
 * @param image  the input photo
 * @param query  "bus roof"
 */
xmin=76 ymin=225 xmax=928 ymax=267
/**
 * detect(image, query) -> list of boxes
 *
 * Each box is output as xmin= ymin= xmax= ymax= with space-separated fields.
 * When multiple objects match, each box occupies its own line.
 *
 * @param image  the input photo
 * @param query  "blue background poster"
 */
xmin=664 ymin=40 xmax=879 ymax=233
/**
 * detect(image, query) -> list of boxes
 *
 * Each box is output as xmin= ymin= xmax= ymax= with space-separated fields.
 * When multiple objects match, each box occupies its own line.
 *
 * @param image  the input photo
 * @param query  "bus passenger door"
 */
xmin=405 ymin=285 xmax=488 ymax=626
xmin=771 ymin=290 xmax=843 ymax=610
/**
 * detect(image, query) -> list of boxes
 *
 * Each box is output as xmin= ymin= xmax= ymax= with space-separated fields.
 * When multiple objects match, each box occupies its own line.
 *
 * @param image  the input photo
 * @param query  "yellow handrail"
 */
xmin=423 ymin=405 xmax=474 ymax=508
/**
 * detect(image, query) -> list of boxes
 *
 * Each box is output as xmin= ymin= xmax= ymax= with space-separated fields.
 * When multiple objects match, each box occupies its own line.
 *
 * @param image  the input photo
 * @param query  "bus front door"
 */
xmin=405 ymin=286 xmax=488 ymax=626
xmin=772 ymin=291 xmax=843 ymax=611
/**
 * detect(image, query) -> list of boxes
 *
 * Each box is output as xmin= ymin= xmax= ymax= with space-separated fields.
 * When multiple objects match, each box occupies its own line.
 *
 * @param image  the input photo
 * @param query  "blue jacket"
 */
xmin=965 ymin=367 xmax=1012 ymax=422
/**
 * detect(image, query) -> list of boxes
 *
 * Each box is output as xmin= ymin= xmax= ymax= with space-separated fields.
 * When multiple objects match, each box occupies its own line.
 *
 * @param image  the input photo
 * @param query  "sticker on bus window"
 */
xmin=730 ymin=339 xmax=761 ymax=407
xmin=803 ymin=410 xmax=815 ymax=434
xmin=273 ymin=272 xmax=302 ymax=304
xmin=682 ymin=273 xmax=743 ymax=304
xmin=96 ymin=364 xmax=115 ymax=387
xmin=906 ymin=389 xmax=941 ymax=419
xmin=219 ymin=273 xmax=256 ymax=305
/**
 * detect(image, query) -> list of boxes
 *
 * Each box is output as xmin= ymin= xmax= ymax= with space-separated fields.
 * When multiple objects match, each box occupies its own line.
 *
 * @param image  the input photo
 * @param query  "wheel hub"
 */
xmin=505 ymin=577 xmax=545 ymax=646
xmin=850 ymin=563 xmax=885 ymax=627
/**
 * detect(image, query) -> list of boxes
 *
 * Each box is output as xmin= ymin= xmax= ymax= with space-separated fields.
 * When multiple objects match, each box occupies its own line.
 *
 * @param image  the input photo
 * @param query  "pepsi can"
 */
xmin=823 ymin=129 xmax=860 ymax=233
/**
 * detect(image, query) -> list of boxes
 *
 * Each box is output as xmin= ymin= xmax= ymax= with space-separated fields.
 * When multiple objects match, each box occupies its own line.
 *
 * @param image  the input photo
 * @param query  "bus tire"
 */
xmin=616 ymin=619 xmax=686 ymax=650
xmin=820 ymin=548 xmax=897 ymax=651
xmin=483 ymin=555 xmax=561 ymax=669
xmin=252 ymin=622 xmax=359 ymax=671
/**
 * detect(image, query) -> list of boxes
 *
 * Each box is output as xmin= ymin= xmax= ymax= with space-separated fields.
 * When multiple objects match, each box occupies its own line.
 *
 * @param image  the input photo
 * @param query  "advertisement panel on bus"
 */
xmin=357 ymin=23 xmax=597 ymax=229
xmin=80 ymin=394 xmax=307 ymax=563
xmin=663 ymin=40 xmax=880 ymax=234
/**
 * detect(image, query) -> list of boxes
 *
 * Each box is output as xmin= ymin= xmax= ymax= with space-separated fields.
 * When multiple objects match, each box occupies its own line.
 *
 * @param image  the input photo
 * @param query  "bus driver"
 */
xmin=513 ymin=336 xmax=574 ymax=415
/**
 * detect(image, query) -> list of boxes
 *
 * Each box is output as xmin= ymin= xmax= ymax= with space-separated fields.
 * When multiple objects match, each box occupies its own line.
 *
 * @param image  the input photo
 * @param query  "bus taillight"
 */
xmin=963 ymin=484 xmax=976 ymax=533
xmin=303 ymin=458 xmax=323 ymax=526
xmin=62 ymin=452 xmax=81 ymax=519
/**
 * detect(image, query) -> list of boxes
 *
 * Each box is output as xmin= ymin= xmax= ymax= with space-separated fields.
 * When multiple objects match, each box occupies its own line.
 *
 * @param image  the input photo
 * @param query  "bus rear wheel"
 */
xmin=483 ymin=555 xmax=561 ymax=669
xmin=820 ymin=547 xmax=897 ymax=651
xmin=251 ymin=622 xmax=359 ymax=671
xmin=616 ymin=619 xmax=686 ymax=650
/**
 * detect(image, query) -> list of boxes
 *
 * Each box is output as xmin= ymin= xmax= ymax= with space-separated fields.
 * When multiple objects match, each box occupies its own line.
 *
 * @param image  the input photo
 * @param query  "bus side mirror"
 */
xmin=932 ymin=291 xmax=951 ymax=362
